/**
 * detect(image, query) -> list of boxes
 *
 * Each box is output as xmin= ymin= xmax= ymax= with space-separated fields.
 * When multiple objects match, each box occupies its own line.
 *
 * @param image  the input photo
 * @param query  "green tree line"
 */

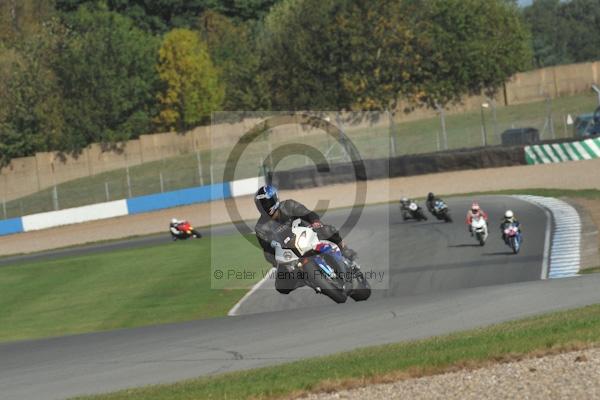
xmin=0 ymin=0 xmax=594 ymax=166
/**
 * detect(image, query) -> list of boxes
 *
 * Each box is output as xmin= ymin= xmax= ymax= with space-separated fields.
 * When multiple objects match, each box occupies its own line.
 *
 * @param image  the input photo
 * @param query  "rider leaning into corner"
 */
xmin=425 ymin=192 xmax=442 ymax=214
xmin=254 ymin=185 xmax=357 ymax=294
xmin=169 ymin=218 xmax=183 ymax=238
xmin=465 ymin=202 xmax=488 ymax=235
xmin=399 ymin=196 xmax=414 ymax=212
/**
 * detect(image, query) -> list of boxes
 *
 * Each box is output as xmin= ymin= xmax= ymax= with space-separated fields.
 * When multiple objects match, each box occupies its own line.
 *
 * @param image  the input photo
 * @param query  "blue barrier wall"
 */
xmin=126 ymin=183 xmax=232 ymax=215
xmin=0 ymin=218 xmax=24 ymax=236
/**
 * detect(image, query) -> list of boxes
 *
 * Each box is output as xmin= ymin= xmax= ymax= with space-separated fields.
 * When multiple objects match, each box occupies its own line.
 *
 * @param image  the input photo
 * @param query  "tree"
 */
xmin=55 ymin=0 xmax=283 ymax=33
xmin=0 ymin=0 xmax=56 ymax=45
xmin=0 ymin=15 xmax=64 ymax=166
xmin=260 ymin=0 xmax=352 ymax=110
xmin=409 ymin=0 xmax=532 ymax=108
xmin=198 ymin=11 xmax=270 ymax=111
xmin=337 ymin=1 xmax=426 ymax=111
xmin=560 ymin=0 xmax=600 ymax=63
xmin=155 ymin=28 xmax=224 ymax=130
xmin=260 ymin=0 xmax=531 ymax=111
xmin=54 ymin=4 xmax=160 ymax=151
xmin=524 ymin=0 xmax=600 ymax=67
xmin=523 ymin=0 xmax=571 ymax=67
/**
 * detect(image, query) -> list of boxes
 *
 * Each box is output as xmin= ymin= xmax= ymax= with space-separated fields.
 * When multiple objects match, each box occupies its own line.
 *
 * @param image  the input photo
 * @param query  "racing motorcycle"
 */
xmin=431 ymin=200 xmax=453 ymax=223
xmin=172 ymin=221 xmax=202 ymax=240
xmin=471 ymin=215 xmax=488 ymax=246
xmin=401 ymin=201 xmax=428 ymax=222
xmin=272 ymin=219 xmax=371 ymax=304
xmin=504 ymin=223 xmax=522 ymax=254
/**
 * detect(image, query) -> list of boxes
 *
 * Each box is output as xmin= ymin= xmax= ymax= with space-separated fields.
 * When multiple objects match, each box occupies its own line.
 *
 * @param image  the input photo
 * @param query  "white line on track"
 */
xmin=228 ymin=267 xmax=275 ymax=316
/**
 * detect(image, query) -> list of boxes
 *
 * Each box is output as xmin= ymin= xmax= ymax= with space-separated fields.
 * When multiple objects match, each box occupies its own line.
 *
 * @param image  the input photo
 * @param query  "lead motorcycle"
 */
xmin=504 ymin=223 xmax=523 ymax=254
xmin=272 ymin=219 xmax=371 ymax=304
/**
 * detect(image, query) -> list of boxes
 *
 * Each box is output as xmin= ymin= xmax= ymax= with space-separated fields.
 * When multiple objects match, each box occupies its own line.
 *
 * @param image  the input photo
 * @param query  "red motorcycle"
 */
xmin=172 ymin=221 xmax=202 ymax=240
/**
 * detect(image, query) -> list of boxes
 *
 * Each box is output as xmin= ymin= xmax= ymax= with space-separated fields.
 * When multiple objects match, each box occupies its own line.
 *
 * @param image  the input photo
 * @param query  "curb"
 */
xmin=516 ymin=195 xmax=581 ymax=278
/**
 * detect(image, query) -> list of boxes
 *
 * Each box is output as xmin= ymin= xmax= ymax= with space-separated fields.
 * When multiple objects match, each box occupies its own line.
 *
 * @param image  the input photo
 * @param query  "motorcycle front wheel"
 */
xmin=510 ymin=236 xmax=520 ymax=254
xmin=303 ymin=261 xmax=347 ymax=304
xmin=477 ymin=234 xmax=486 ymax=246
xmin=350 ymin=274 xmax=371 ymax=301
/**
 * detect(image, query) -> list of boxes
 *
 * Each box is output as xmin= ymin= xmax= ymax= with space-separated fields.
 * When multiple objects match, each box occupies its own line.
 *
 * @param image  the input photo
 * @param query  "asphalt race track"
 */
xmin=232 ymin=196 xmax=548 ymax=314
xmin=2 ymin=196 xmax=600 ymax=400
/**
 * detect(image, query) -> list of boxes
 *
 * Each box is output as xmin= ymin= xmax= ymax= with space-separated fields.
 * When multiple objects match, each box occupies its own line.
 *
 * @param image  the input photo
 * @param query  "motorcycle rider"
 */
xmin=399 ymin=196 xmax=413 ymax=215
xmin=425 ymin=192 xmax=443 ymax=215
xmin=169 ymin=218 xmax=183 ymax=240
xmin=254 ymin=185 xmax=357 ymax=294
xmin=500 ymin=210 xmax=521 ymax=244
xmin=170 ymin=218 xmax=202 ymax=240
xmin=465 ymin=202 xmax=488 ymax=235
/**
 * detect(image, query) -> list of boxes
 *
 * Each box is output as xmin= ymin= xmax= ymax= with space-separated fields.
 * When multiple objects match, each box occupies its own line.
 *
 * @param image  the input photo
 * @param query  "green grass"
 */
xmin=581 ymin=266 xmax=600 ymax=274
xmin=0 ymin=234 xmax=270 ymax=342
xmin=74 ymin=303 xmax=600 ymax=400
xmin=4 ymin=92 xmax=597 ymax=219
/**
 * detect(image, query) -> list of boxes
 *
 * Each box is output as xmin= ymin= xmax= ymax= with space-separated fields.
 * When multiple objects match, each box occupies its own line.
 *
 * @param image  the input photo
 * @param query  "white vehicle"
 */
xmin=471 ymin=215 xmax=488 ymax=246
xmin=272 ymin=219 xmax=371 ymax=303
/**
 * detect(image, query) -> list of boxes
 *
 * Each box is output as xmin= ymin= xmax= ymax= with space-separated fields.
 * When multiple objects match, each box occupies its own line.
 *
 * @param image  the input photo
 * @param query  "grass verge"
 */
xmin=73 ymin=303 xmax=600 ymax=400
xmin=0 ymin=234 xmax=269 ymax=342
xmin=581 ymin=266 xmax=600 ymax=274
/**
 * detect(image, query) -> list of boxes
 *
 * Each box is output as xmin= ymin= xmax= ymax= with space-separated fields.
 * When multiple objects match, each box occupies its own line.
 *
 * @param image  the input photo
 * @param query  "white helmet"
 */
xmin=171 ymin=218 xmax=178 ymax=224
xmin=504 ymin=210 xmax=514 ymax=219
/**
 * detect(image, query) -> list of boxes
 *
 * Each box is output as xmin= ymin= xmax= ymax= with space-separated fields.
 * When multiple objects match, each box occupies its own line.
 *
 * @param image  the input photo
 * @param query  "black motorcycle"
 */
xmin=430 ymin=199 xmax=453 ymax=223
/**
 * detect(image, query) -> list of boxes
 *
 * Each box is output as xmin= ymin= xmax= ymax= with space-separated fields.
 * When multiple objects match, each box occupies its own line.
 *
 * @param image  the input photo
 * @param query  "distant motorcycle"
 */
xmin=504 ymin=223 xmax=522 ymax=254
xmin=471 ymin=215 xmax=488 ymax=246
xmin=401 ymin=201 xmax=428 ymax=222
xmin=172 ymin=221 xmax=202 ymax=240
xmin=431 ymin=200 xmax=453 ymax=223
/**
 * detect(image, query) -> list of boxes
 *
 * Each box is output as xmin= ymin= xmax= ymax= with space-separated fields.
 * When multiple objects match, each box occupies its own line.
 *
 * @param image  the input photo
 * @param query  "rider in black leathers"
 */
xmin=425 ymin=192 xmax=441 ymax=215
xmin=254 ymin=185 xmax=356 ymax=294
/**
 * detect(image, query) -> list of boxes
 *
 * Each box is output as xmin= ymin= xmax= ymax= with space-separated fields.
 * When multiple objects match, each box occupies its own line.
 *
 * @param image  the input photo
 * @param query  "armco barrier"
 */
xmin=525 ymin=137 xmax=600 ymax=164
xmin=21 ymin=200 xmax=129 ymax=232
xmin=0 ymin=217 xmax=24 ymax=236
xmin=126 ymin=183 xmax=231 ymax=215
xmin=271 ymin=145 xmax=526 ymax=190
